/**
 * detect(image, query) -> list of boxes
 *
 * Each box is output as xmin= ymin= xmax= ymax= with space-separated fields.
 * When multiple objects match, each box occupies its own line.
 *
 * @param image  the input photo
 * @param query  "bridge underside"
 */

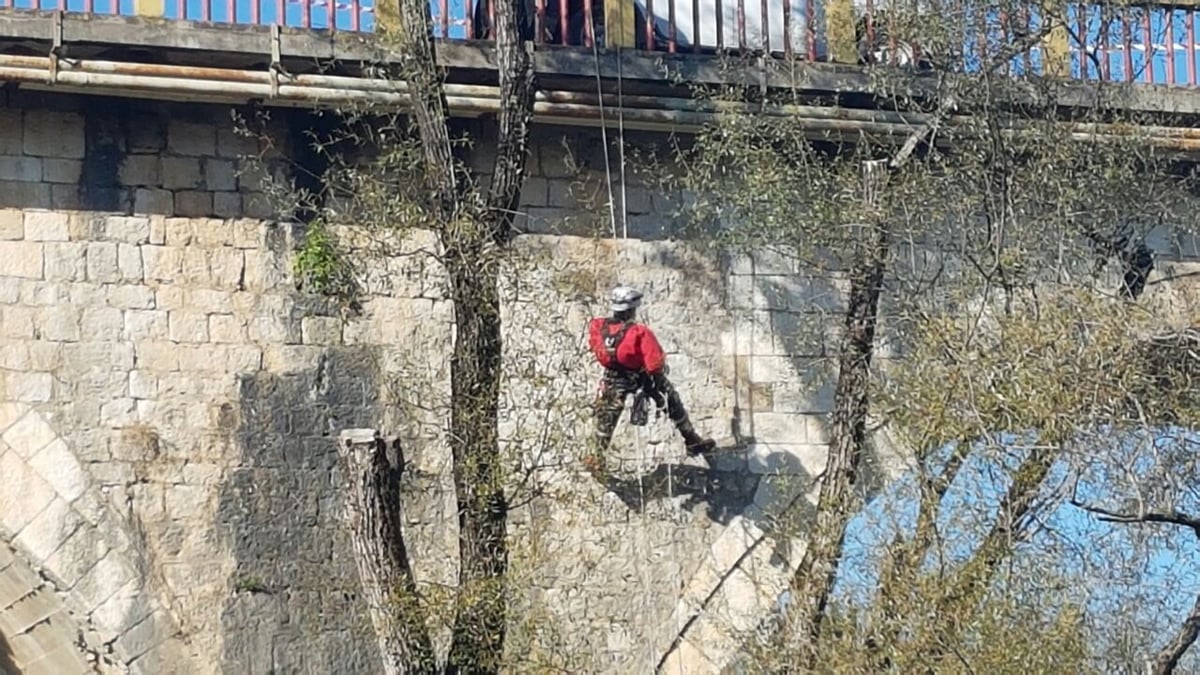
xmin=0 ymin=541 xmax=91 ymax=675
xmin=1 ymin=12 xmax=1200 ymax=151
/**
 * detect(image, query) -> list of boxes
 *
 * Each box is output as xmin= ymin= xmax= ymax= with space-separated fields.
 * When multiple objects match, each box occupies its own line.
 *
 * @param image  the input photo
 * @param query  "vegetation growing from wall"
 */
xmin=651 ymin=4 xmax=1200 ymax=669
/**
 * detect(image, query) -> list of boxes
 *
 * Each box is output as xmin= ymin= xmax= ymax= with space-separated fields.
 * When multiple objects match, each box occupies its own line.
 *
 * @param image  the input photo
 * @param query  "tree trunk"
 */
xmin=391 ymin=0 xmax=533 ymax=668
xmin=336 ymin=430 xmax=436 ymax=674
xmin=442 ymin=226 xmax=509 ymax=674
xmin=785 ymin=159 xmax=891 ymax=661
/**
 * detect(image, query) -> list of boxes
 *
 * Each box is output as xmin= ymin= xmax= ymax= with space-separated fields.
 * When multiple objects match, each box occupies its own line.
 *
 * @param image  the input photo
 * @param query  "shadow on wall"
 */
xmin=0 ymin=634 xmax=17 ymax=675
xmin=215 ymin=345 xmax=386 ymax=675
xmin=604 ymin=440 xmax=762 ymax=525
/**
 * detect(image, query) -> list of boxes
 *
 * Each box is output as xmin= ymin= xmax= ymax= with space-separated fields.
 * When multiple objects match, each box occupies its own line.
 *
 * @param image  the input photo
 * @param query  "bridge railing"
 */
xmin=1 ymin=0 xmax=1199 ymax=86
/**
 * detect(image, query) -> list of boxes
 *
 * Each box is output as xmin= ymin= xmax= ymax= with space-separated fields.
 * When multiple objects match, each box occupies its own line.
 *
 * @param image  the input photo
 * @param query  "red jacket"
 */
xmin=588 ymin=318 xmax=667 ymax=374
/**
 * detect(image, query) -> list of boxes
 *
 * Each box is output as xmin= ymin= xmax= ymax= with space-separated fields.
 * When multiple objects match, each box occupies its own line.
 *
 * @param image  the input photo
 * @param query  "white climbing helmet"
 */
xmin=610 ymin=285 xmax=643 ymax=313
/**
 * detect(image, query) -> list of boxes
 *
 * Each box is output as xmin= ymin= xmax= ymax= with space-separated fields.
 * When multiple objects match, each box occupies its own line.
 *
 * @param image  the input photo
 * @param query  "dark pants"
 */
xmin=589 ymin=369 xmax=700 ymax=462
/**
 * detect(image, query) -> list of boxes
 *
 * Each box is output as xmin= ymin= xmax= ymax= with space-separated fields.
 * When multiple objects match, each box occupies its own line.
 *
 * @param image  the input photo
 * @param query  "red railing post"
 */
xmin=534 ymin=0 xmax=544 ymax=43
xmin=583 ymin=0 xmax=593 ymax=46
xmin=558 ymin=0 xmax=567 ymax=43
xmin=669 ymin=0 xmax=678 ymax=52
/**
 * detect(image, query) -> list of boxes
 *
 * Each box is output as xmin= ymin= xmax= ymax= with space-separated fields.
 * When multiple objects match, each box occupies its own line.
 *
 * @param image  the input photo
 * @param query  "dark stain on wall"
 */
xmin=79 ymin=96 xmax=128 ymax=212
xmin=216 ymin=345 xmax=385 ymax=675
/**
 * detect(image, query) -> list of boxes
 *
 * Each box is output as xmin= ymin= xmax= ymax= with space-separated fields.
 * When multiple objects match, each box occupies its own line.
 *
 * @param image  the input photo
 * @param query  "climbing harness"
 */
xmin=600 ymin=318 xmax=665 ymax=427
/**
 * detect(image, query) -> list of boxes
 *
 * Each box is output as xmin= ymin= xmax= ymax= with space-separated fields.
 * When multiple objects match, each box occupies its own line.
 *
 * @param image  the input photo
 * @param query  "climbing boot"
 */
xmin=684 ymin=434 xmax=717 ymax=457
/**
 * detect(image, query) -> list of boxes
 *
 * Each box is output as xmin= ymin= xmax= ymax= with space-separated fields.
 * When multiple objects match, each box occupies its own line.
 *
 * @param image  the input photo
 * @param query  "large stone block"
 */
xmin=0 ymin=403 xmax=27 ymax=437
xmin=161 ymin=157 xmax=203 ymax=190
xmin=209 ymin=314 xmax=247 ymax=343
xmin=133 ymin=189 xmax=173 ymax=214
xmin=86 ymin=241 xmax=120 ymax=283
xmin=36 ymin=305 xmax=80 ymax=342
xmin=81 ymin=306 xmax=125 ymax=342
xmin=42 ymin=158 xmax=82 ymax=184
xmin=0 ymin=240 xmax=43 ymax=278
xmin=124 ymin=310 xmax=169 ymax=341
xmin=23 ymin=211 xmax=68 ymax=241
xmin=301 ymin=316 xmax=343 ymax=345
xmin=176 ymin=191 xmax=213 ymax=218
xmin=169 ymin=311 xmax=210 ymax=343
xmin=13 ymin=495 xmax=83 ymax=562
xmin=167 ymin=120 xmax=217 ymax=157
xmin=6 ymin=372 xmax=53 ymax=403
xmin=0 ymin=450 xmax=56 ymax=534
xmin=0 ymin=305 xmax=34 ymax=339
xmin=0 ymin=109 xmax=21 ymax=155
xmin=204 ymin=159 xmax=238 ymax=191
xmin=43 ymin=242 xmax=87 ymax=282
xmin=0 ymin=340 xmax=29 ymax=370
xmin=114 ymin=608 xmax=174 ymax=663
xmin=27 ymin=438 xmax=88 ymax=503
xmin=209 ymin=247 xmax=245 ymax=289
xmin=99 ymin=398 xmax=137 ymax=427
xmin=117 ymin=244 xmax=145 ymax=282
xmin=119 ymin=155 xmax=162 ymax=186
xmin=134 ymin=341 xmax=180 ymax=372
xmin=24 ymin=111 xmax=85 ymax=159
xmin=0 ymin=208 xmax=22 ymax=239
xmin=71 ymin=551 xmax=137 ymax=616
xmin=0 ymin=181 xmax=50 ymax=208
xmin=0 ymin=155 xmax=46 ymax=184
xmin=141 ymin=245 xmax=183 ymax=282
xmin=106 ymin=216 xmax=153 ymax=245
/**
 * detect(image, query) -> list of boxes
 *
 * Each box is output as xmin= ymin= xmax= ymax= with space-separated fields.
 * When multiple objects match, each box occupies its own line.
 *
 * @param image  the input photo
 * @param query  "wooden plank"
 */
xmin=132 ymin=0 xmax=164 ymax=18
xmin=1042 ymin=0 xmax=1071 ymax=78
xmin=825 ymin=0 xmax=857 ymax=63
xmin=604 ymin=0 xmax=636 ymax=47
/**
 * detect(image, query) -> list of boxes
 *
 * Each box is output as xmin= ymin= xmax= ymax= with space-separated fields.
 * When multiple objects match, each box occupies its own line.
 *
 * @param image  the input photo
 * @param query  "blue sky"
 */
xmin=829 ymin=430 xmax=1200 ymax=665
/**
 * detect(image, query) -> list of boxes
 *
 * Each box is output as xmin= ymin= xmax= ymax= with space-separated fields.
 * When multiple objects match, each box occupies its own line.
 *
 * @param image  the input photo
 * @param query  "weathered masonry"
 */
xmin=4 ymin=2 xmax=1200 ymax=674
xmin=0 ymin=85 xmax=895 ymax=673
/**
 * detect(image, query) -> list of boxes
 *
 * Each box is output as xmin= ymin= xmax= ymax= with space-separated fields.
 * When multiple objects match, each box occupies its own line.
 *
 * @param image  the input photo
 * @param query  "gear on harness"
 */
xmin=630 ymin=379 xmax=665 ymax=427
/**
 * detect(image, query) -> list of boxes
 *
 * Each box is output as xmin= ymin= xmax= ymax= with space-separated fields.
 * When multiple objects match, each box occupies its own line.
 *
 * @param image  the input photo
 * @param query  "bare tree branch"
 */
xmin=1072 ymin=499 xmax=1200 ymax=673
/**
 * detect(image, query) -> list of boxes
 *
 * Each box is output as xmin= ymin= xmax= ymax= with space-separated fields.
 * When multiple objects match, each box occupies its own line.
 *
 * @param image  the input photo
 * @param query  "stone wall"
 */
xmin=0 ymin=91 xmax=857 ymax=674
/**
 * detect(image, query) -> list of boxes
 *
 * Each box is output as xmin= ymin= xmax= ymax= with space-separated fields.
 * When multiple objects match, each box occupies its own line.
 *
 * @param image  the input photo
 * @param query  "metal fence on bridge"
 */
xmin=0 ymin=0 xmax=1197 ymax=86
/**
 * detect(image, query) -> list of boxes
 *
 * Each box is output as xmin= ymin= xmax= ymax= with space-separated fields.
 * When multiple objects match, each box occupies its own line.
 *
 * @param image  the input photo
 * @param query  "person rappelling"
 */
xmin=583 ymin=285 xmax=717 ymax=478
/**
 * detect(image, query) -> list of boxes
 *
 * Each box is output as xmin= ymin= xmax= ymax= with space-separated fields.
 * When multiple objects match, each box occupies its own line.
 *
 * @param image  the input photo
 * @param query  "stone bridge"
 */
xmin=2 ymin=5 xmax=1200 ymax=674
xmin=0 ymin=85 xmax=906 ymax=672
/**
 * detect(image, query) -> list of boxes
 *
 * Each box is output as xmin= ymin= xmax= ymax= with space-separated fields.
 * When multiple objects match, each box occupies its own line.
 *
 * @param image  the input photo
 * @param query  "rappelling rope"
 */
xmin=589 ymin=21 xmax=673 ymax=671
xmin=591 ymin=25 xmax=620 ymax=241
